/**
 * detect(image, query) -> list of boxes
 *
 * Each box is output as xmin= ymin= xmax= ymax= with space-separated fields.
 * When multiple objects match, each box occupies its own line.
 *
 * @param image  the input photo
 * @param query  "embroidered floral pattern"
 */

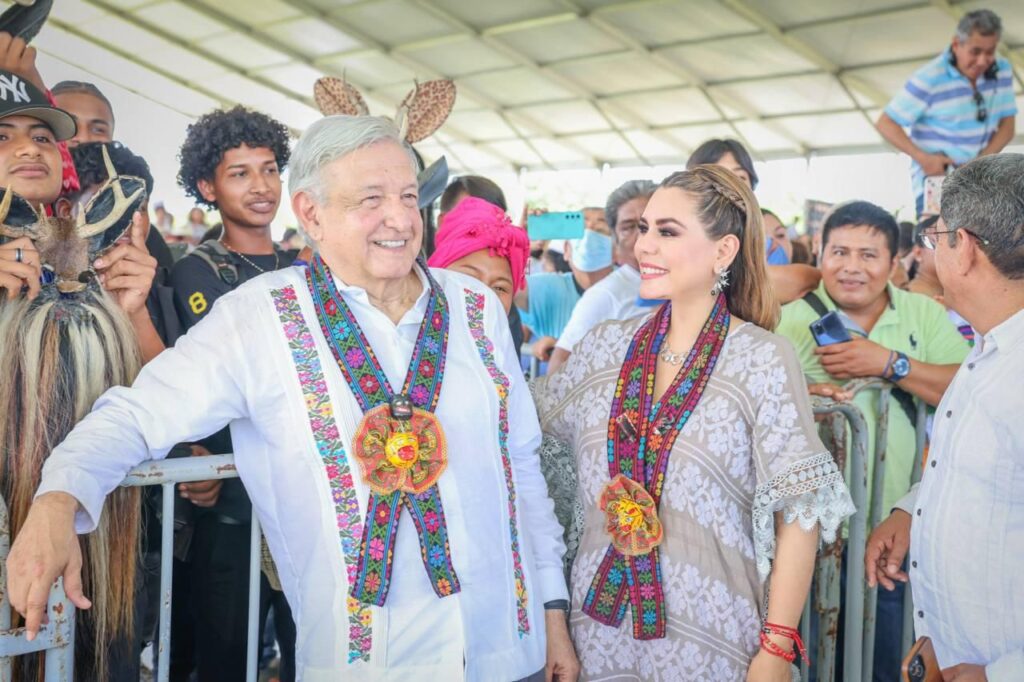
xmin=306 ymin=255 xmax=461 ymax=607
xmin=598 ymin=474 xmax=663 ymax=556
xmin=752 ymin=451 xmax=855 ymax=579
xmin=463 ymin=289 xmax=530 ymax=637
xmin=542 ymin=318 xmax=855 ymax=680
xmin=585 ymin=296 xmax=730 ymax=640
xmin=571 ymin=549 xmax=757 ymax=679
xmin=271 ymin=285 xmax=371 ymax=664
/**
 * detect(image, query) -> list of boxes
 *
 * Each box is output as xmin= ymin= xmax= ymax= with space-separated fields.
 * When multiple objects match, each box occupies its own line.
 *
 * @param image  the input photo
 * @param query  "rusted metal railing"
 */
xmin=1 ymin=384 xmax=928 ymax=681
xmin=805 ymin=397 xmax=870 ymax=682
xmin=0 ymin=455 xmax=259 ymax=682
xmin=0 ymin=495 xmax=76 ymax=681
xmin=806 ymin=380 xmax=928 ymax=682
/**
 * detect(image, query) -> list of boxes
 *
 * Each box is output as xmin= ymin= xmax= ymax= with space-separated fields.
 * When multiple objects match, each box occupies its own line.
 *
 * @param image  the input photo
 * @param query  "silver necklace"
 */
xmin=658 ymin=346 xmax=689 ymax=365
xmin=220 ymin=238 xmax=279 ymax=273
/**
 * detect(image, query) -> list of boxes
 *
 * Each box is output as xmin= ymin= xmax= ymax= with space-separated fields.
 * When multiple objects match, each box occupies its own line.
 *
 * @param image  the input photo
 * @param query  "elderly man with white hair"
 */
xmin=6 ymin=115 xmax=579 ymax=682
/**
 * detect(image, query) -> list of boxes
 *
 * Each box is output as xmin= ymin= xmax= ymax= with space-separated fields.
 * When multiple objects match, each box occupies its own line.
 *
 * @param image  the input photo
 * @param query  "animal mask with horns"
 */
xmin=0 ymin=144 xmax=146 ymax=296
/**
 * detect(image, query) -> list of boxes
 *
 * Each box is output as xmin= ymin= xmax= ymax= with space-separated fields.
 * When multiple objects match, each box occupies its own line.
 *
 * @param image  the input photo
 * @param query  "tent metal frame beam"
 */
xmin=284 ymin=0 xmax=612 ymax=169
xmin=163 ymin=0 xmax=485 ymax=171
xmin=407 ymin=0 xmax=663 ymax=165
xmin=556 ymin=0 xmax=814 ymax=156
xmin=719 ymin=0 xmax=901 ymax=146
xmin=42 ymin=17 xmax=230 ymax=119
xmin=49 ymin=0 xmax=1023 ymax=172
xmin=470 ymin=105 xmax=879 ymax=148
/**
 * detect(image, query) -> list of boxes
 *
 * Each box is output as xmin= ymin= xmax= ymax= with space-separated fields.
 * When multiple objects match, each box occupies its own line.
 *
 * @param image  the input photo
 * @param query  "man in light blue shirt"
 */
xmin=516 ymin=208 xmax=613 ymax=362
xmin=875 ymin=9 xmax=1016 ymax=215
xmin=865 ymin=154 xmax=1024 ymax=681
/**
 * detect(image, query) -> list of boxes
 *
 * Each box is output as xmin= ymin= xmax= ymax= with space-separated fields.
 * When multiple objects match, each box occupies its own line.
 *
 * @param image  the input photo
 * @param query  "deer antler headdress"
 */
xmin=312 ymin=76 xmax=456 ymax=208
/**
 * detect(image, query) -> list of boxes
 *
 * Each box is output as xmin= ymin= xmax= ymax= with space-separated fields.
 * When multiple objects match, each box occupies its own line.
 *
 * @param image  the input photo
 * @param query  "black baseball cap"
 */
xmin=0 ymin=69 xmax=76 ymax=141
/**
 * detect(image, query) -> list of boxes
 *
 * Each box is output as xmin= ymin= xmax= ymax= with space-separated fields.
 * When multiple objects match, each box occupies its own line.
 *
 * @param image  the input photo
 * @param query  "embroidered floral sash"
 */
xmin=272 ymin=285 xmax=372 ymax=663
xmin=583 ymin=295 xmax=730 ymax=639
xmin=306 ymin=255 xmax=460 ymax=605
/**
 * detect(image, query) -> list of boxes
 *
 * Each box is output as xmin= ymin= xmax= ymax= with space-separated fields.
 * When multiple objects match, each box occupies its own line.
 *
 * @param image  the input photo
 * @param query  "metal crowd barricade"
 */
xmin=804 ymin=380 xmax=929 ymax=682
xmin=0 ymin=495 xmax=76 ymax=681
xmin=0 ymin=455 xmax=261 ymax=682
xmin=0 ymin=387 xmax=929 ymax=682
xmin=803 ymin=396 xmax=870 ymax=682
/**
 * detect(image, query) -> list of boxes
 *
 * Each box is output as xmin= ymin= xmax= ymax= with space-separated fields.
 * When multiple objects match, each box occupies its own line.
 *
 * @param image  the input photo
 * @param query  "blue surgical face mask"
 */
xmin=569 ymin=229 xmax=613 ymax=272
xmin=765 ymin=235 xmax=790 ymax=265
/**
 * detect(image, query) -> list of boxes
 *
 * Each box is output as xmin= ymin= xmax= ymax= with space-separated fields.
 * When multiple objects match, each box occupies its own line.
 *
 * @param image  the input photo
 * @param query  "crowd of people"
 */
xmin=0 ymin=7 xmax=1019 ymax=682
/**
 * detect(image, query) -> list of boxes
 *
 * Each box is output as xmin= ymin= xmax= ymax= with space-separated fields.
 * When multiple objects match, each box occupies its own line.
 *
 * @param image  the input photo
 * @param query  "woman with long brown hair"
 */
xmin=537 ymin=165 xmax=854 ymax=680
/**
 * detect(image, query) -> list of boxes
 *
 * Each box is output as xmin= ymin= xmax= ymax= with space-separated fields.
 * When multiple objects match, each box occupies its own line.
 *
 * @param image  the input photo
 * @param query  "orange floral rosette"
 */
xmin=598 ymin=473 xmax=663 ymax=556
xmin=352 ymin=404 xmax=447 ymax=495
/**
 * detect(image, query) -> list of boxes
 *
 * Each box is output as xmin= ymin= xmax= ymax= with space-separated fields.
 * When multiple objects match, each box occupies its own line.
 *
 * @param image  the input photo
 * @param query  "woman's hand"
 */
xmin=545 ymin=610 xmax=580 ymax=682
xmin=746 ymin=649 xmax=794 ymax=681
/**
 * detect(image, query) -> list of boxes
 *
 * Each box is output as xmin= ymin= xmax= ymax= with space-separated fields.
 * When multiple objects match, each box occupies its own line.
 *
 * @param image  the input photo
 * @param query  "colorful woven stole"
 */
xmin=582 ymin=294 xmax=730 ymax=639
xmin=306 ymin=255 xmax=461 ymax=606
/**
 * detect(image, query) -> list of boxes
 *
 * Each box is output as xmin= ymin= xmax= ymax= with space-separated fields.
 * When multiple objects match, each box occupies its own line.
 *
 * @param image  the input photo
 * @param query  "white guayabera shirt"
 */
xmin=37 ymin=264 xmax=568 ymax=681
xmin=897 ymin=308 xmax=1024 ymax=680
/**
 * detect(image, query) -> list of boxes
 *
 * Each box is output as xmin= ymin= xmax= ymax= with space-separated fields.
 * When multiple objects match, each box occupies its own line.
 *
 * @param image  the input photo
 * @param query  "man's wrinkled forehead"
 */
xmin=328 ymin=142 xmax=418 ymax=190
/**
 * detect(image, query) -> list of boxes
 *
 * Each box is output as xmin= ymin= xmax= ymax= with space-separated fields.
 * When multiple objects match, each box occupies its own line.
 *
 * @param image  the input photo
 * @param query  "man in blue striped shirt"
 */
xmin=876 ymin=9 xmax=1016 ymax=216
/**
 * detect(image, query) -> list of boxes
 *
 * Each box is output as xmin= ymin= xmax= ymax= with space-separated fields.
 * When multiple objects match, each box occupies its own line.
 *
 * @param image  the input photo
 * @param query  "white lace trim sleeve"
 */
xmin=751 ymin=451 xmax=856 ymax=580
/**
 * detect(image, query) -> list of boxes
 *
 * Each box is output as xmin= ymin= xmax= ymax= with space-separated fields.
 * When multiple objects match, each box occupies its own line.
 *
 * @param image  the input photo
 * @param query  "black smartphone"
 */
xmin=810 ymin=311 xmax=852 ymax=347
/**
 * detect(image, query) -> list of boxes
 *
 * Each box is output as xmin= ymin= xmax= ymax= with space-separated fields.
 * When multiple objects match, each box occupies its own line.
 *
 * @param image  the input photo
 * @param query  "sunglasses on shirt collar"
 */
xmin=973 ymin=90 xmax=988 ymax=123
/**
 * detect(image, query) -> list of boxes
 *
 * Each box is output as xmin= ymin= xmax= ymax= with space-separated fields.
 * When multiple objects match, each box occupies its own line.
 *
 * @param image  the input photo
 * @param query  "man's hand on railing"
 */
xmin=864 ymin=509 xmax=911 ymax=592
xmin=178 ymin=445 xmax=224 ymax=508
xmin=6 ymin=491 xmax=91 ymax=641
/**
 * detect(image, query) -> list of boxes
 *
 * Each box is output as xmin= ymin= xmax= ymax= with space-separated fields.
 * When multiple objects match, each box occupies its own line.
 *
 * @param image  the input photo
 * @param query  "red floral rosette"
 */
xmin=352 ymin=404 xmax=447 ymax=495
xmin=598 ymin=473 xmax=663 ymax=556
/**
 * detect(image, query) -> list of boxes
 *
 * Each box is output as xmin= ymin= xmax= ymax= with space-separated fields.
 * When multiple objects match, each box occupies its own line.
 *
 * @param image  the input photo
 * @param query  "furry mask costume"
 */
xmin=0 ymin=145 xmax=146 ymax=679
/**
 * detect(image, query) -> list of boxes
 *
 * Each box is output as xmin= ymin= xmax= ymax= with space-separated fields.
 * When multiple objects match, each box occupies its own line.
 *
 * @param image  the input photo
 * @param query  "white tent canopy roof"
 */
xmin=27 ymin=0 xmax=1024 ymax=174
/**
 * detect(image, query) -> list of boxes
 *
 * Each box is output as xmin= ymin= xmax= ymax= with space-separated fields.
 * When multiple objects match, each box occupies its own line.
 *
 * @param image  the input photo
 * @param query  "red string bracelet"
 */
xmin=760 ymin=622 xmax=810 ymax=665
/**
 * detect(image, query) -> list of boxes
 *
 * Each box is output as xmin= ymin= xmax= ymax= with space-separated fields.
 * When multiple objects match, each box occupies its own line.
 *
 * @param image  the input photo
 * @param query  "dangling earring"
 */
xmin=710 ymin=266 xmax=729 ymax=296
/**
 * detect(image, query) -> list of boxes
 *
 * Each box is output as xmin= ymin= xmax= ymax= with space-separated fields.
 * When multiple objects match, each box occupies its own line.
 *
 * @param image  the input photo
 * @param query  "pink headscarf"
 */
xmin=427 ymin=196 xmax=530 ymax=293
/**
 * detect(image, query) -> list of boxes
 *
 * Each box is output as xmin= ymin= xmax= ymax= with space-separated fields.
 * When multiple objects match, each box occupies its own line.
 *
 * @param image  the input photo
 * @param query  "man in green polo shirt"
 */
xmin=777 ymin=199 xmax=968 ymax=681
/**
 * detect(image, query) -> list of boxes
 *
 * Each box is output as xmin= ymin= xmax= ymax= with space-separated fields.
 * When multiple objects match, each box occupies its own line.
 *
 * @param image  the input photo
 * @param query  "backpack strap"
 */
xmin=801 ymin=291 xmax=830 ymax=318
xmin=192 ymin=240 xmax=241 ymax=286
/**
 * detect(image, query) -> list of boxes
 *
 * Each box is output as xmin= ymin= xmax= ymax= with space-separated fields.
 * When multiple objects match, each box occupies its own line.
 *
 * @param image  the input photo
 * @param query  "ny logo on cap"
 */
xmin=0 ymin=74 xmax=29 ymax=104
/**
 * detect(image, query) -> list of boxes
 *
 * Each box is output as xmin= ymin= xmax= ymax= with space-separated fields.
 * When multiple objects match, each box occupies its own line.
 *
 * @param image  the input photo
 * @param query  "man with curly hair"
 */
xmin=168 ymin=105 xmax=296 ymax=682
xmin=171 ymin=104 xmax=292 ymax=328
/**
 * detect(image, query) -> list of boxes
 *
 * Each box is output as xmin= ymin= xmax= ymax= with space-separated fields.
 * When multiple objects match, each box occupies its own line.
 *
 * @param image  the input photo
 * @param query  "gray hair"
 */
xmin=288 ymin=115 xmax=417 ymax=246
xmin=289 ymin=115 xmax=416 ymax=204
xmin=956 ymin=9 xmax=1002 ymax=41
xmin=941 ymin=153 xmax=1024 ymax=279
xmin=605 ymin=179 xmax=656 ymax=236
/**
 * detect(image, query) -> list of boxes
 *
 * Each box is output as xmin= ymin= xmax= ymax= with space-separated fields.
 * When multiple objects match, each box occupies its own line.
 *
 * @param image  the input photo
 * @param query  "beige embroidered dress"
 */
xmin=536 ymin=316 xmax=855 ymax=681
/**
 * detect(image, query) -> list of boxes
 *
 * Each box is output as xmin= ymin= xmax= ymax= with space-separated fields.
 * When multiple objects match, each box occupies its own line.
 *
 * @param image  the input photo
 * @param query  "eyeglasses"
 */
xmin=974 ymin=90 xmax=988 ymax=122
xmin=919 ymin=227 xmax=990 ymax=250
